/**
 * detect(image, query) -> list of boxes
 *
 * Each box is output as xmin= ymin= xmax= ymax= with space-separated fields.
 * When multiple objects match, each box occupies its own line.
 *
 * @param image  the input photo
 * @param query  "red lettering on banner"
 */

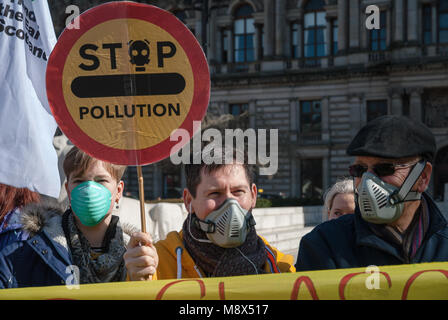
xmin=219 ymin=282 xmax=225 ymax=300
xmin=401 ymin=269 xmax=448 ymax=300
xmin=339 ymin=271 xmax=392 ymax=300
xmin=290 ymin=276 xmax=319 ymax=300
xmin=156 ymin=279 xmax=206 ymax=300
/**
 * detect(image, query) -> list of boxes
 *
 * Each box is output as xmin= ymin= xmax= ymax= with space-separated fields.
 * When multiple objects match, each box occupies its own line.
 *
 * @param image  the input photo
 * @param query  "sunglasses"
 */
xmin=348 ymin=161 xmax=419 ymax=178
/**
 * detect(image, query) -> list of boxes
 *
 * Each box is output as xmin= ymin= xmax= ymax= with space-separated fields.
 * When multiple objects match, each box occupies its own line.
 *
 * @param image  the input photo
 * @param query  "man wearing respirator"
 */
xmin=295 ymin=115 xmax=448 ymax=271
xmin=125 ymin=147 xmax=295 ymax=280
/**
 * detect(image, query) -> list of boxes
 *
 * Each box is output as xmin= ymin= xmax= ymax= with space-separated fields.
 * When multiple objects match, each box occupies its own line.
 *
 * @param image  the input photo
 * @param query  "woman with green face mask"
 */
xmin=0 ymin=146 xmax=158 ymax=288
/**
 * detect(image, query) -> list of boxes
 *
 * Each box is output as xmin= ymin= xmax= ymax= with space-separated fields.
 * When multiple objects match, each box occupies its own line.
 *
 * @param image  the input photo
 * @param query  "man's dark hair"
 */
xmin=185 ymin=147 xmax=255 ymax=198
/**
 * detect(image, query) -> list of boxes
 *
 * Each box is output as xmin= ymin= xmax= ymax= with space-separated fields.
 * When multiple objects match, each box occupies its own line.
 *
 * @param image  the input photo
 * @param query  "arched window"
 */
xmin=234 ymin=4 xmax=255 ymax=62
xmin=303 ymin=0 xmax=326 ymax=58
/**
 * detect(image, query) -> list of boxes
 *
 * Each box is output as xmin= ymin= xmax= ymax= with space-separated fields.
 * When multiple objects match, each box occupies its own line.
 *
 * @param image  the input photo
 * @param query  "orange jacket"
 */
xmin=153 ymin=230 xmax=295 ymax=280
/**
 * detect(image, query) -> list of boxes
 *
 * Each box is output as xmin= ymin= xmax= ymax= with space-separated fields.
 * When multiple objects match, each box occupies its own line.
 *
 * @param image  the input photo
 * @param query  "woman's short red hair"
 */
xmin=0 ymin=183 xmax=40 ymax=222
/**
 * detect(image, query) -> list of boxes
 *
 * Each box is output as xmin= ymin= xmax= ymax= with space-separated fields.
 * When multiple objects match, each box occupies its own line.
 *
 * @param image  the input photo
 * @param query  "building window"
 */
xmin=304 ymin=0 xmax=327 ymax=58
xmin=367 ymin=100 xmax=388 ymax=122
xmin=370 ymin=11 xmax=387 ymax=51
xmin=301 ymin=159 xmax=323 ymax=199
xmin=439 ymin=0 xmax=448 ymax=43
xmin=234 ymin=4 xmax=255 ymax=62
xmin=332 ymin=19 xmax=338 ymax=55
xmin=300 ymin=100 xmax=322 ymax=134
xmin=229 ymin=103 xmax=249 ymax=128
xmin=423 ymin=4 xmax=432 ymax=45
xmin=291 ymin=22 xmax=300 ymax=58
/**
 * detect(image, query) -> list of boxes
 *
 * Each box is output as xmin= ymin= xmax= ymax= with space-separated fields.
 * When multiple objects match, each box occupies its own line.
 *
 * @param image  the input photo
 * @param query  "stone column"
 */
xmin=249 ymin=100 xmax=256 ymax=128
xmin=360 ymin=7 xmax=368 ymax=49
xmin=321 ymin=97 xmax=330 ymax=141
xmin=275 ymin=0 xmax=286 ymax=57
xmin=291 ymin=158 xmax=297 ymax=197
xmin=227 ymin=28 xmax=234 ymax=63
xmin=349 ymin=0 xmax=360 ymax=49
xmin=216 ymin=27 xmax=223 ymax=63
xmin=337 ymin=0 xmax=348 ymax=53
xmin=297 ymin=159 xmax=302 ymax=197
xmin=297 ymin=19 xmax=303 ymax=59
xmin=326 ymin=17 xmax=332 ymax=56
xmin=409 ymin=89 xmax=423 ymax=122
xmin=407 ymin=0 xmax=419 ymax=43
xmin=386 ymin=9 xmax=392 ymax=48
xmin=255 ymin=23 xmax=263 ymax=60
xmin=391 ymin=91 xmax=403 ymax=115
xmin=290 ymin=98 xmax=298 ymax=132
xmin=394 ymin=0 xmax=404 ymax=43
xmin=349 ymin=95 xmax=363 ymax=137
xmin=264 ymin=0 xmax=275 ymax=58
xmin=208 ymin=9 xmax=217 ymax=63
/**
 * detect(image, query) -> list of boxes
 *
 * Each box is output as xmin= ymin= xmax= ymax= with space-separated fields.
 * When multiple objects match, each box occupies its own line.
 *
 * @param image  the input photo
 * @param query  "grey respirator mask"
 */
xmin=190 ymin=198 xmax=256 ymax=248
xmin=356 ymin=160 xmax=426 ymax=224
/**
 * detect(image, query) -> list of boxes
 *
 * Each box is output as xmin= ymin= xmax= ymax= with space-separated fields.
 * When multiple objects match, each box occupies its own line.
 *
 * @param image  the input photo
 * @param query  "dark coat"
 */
xmin=295 ymin=193 xmax=448 ymax=272
xmin=0 ymin=203 xmax=73 ymax=288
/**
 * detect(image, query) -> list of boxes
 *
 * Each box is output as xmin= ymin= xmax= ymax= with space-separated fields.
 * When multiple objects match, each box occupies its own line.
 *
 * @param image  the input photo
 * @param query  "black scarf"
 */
xmin=182 ymin=213 xmax=267 ymax=277
xmin=62 ymin=210 xmax=127 ymax=284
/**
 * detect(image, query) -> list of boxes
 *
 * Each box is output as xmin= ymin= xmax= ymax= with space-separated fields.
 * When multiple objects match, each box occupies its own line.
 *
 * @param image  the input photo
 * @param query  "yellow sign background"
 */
xmin=62 ymin=18 xmax=194 ymax=150
xmin=1 ymin=262 xmax=447 ymax=300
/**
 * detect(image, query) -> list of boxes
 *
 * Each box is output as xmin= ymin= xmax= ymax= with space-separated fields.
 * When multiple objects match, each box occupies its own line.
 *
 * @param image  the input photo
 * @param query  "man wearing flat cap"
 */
xmin=295 ymin=115 xmax=448 ymax=271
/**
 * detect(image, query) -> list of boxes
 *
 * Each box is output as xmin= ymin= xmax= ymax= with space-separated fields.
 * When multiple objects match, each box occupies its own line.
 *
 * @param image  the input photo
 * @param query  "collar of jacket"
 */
xmin=354 ymin=192 xmax=447 ymax=261
xmin=21 ymin=202 xmax=74 ymax=277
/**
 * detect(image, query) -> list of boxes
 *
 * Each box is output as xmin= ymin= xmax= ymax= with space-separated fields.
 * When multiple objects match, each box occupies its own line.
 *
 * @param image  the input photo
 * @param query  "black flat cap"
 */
xmin=347 ymin=115 xmax=437 ymax=162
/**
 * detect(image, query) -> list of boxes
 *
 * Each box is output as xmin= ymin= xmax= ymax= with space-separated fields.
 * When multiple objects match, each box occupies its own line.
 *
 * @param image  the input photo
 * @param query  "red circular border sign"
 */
xmin=46 ymin=2 xmax=210 ymax=166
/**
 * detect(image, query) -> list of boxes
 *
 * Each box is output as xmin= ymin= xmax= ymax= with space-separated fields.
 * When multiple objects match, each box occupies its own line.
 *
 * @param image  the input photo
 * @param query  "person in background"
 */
xmin=0 ymin=146 xmax=140 ymax=288
xmin=323 ymin=178 xmax=355 ymax=221
xmin=0 ymin=184 xmax=40 ymax=250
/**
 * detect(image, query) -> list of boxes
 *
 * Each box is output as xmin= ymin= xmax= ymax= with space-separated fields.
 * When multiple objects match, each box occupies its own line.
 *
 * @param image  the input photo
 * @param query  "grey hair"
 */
xmin=322 ymin=178 xmax=354 ymax=215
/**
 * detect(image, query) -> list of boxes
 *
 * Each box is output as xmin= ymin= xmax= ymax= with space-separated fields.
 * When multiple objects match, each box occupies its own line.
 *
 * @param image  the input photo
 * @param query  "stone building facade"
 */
xmin=49 ymin=0 xmax=448 ymax=201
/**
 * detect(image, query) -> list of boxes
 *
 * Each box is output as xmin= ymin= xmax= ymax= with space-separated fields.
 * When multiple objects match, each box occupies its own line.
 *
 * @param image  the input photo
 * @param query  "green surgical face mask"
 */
xmin=70 ymin=181 xmax=112 ymax=227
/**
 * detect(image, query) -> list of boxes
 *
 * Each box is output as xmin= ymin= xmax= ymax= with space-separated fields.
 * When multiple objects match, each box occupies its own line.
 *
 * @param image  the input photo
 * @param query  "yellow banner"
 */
xmin=1 ymin=262 xmax=447 ymax=300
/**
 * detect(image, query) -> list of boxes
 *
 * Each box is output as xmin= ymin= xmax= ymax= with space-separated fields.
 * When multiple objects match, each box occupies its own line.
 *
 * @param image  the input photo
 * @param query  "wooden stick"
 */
xmin=137 ymin=165 xmax=146 ymax=233
xmin=137 ymin=166 xmax=152 ymax=280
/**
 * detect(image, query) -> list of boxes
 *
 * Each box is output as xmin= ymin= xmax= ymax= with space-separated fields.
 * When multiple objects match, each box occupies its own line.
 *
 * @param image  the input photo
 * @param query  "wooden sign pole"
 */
xmin=137 ymin=165 xmax=146 ymax=233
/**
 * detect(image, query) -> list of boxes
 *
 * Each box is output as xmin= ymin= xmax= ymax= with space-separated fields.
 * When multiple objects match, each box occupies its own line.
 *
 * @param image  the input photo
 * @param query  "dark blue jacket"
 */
xmin=0 ymin=230 xmax=73 ymax=288
xmin=295 ymin=193 xmax=448 ymax=271
xmin=0 ymin=203 xmax=73 ymax=288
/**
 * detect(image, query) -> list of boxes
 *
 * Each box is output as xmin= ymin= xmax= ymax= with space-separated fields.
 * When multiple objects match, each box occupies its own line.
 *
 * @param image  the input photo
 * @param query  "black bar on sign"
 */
xmin=71 ymin=73 xmax=186 ymax=98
